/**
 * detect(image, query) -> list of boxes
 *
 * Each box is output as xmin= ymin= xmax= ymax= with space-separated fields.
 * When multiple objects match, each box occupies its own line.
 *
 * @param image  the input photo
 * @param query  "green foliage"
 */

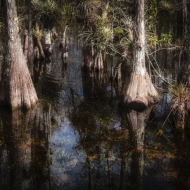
xmin=56 ymin=3 xmax=72 ymax=29
xmin=146 ymin=0 xmax=177 ymax=48
xmin=61 ymin=4 xmax=72 ymax=21
xmin=148 ymin=32 xmax=173 ymax=47
xmin=32 ymin=23 xmax=42 ymax=38
xmin=100 ymin=26 xmax=112 ymax=42
xmin=146 ymin=0 xmax=158 ymax=31
xmin=32 ymin=29 xmax=42 ymax=38
xmin=32 ymin=0 xmax=58 ymax=19
xmin=159 ymin=0 xmax=173 ymax=10
xmin=114 ymin=27 xmax=124 ymax=38
xmin=95 ymin=16 xmax=106 ymax=29
xmin=171 ymin=83 xmax=186 ymax=102
xmin=160 ymin=32 xmax=173 ymax=45
xmin=148 ymin=34 xmax=159 ymax=47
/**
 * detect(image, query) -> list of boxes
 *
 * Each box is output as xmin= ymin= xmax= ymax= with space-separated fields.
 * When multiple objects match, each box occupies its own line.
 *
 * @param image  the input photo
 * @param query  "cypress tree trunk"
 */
xmin=23 ymin=29 xmax=28 ymax=58
xmin=187 ymin=1 xmax=190 ymax=63
xmin=28 ymin=0 xmax=34 ymax=67
xmin=123 ymin=0 xmax=158 ymax=110
xmin=0 ymin=0 xmax=38 ymax=110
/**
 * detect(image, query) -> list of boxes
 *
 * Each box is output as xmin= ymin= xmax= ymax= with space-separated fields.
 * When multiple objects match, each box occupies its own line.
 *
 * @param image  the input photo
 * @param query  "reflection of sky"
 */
xmin=66 ymin=36 xmax=83 ymax=97
xmin=154 ymin=93 xmax=172 ymax=117
xmin=48 ymin=112 xmax=123 ymax=188
xmin=49 ymin=116 xmax=87 ymax=188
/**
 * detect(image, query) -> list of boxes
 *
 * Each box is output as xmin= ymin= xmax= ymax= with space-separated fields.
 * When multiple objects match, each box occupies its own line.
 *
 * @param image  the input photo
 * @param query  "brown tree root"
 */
xmin=123 ymin=72 xmax=158 ymax=110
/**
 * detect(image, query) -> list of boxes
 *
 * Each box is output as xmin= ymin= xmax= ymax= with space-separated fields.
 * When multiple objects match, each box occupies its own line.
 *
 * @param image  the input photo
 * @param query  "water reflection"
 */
xmin=0 ymin=75 xmax=151 ymax=189
xmin=82 ymin=70 xmax=110 ymax=100
xmin=124 ymin=108 xmax=153 ymax=190
xmin=0 ymin=106 xmax=50 ymax=189
xmin=1 ymin=30 xmax=190 ymax=190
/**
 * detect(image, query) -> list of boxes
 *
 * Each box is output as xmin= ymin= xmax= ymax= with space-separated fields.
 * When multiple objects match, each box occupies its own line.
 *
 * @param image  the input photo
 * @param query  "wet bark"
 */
xmin=43 ymin=30 xmax=53 ymax=62
xmin=82 ymin=46 xmax=94 ymax=71
xmin=59 ymin=25 xmax=68 ymax=50
xmin=93 ymin=50 xmax=104 ymax=71
xmin=51 ymin=27 xmax=58 ymax=42
xmin=82 ymin=45 xmax=104 ymax=71
xmin=36 ymin=37 xmax=45 ymax=60
xmin=0 ymin=0 xmax=38 ymax=110
xmin=33 ymin=22 xmax=45 ymax=60
xmin=123 ymin=0 xmax=158 ymax=110
xmin=59 ymin=26 xmax=69 ymax=61
xmin=113 ymin=61 xmax=122 ymax=81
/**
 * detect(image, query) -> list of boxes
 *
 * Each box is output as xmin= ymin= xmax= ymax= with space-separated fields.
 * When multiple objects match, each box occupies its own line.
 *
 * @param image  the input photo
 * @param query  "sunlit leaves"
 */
xmin=159 ymin=0 xmax=174 ymax=10
xmin=32 ymin=0 xmax=58 ymax=19
xmin=171 ymin=83 xmax=187 ymax=103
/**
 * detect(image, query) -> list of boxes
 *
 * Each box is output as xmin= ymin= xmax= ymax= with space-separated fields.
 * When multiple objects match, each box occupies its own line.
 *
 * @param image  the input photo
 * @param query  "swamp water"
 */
xmin=0 ymin=30 xmax=190 ymax=190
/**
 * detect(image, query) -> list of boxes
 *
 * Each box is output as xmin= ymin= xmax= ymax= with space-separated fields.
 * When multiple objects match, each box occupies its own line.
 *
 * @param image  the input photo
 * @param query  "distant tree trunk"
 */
xmin=123 ymin=0 xmax=158 ymax=110
xmin=187 ymin=1 xmax=190 ymax=63
xmin=93 ymin=50 xmax=104 ymax=71
xmin=33 ymin=22 xmax=45 ymax=60
xmin=82 ymin=45 xmax=94 ymax=71
xmin=82 ymin=45 xmax=104 ymax=71
xmin=183 ymin=0 xmax=188 ymax=37
xmin=23 ymin=29 xmax=28 ymax=58
xmin=0 ymin=0 xmax=38 ymax=110
xmin=28 ymin=0 xmax=34 ymax=67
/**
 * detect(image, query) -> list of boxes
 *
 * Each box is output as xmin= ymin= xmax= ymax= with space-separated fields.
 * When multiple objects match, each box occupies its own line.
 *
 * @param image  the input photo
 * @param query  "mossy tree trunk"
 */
xmin=0 ymin=0 xmax=38 ymax=110
xmin=123 ymin=0 xmax=158 ymax=110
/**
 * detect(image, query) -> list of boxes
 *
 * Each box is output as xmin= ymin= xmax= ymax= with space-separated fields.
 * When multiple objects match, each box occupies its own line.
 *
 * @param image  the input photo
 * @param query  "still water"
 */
xmin=0 ymin=30 xmax=190 ymax=190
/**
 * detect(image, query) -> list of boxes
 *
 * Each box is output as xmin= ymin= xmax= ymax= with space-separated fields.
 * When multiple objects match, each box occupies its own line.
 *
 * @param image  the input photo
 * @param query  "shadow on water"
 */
xmin=1 ymin=29 xmax=190 ymax=190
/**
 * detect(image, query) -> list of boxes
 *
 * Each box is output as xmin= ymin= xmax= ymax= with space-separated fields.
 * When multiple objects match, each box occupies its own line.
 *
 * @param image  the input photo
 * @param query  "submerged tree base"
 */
xmin=123 ymin=71 xmax=159 ymax=110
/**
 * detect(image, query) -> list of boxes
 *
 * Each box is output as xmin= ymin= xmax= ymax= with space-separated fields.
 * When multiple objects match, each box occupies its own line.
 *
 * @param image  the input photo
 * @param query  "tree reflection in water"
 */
xmin=68 ymin=68 xmax=153 ymax=189
xmin=0 ymin=63 xmax=182 ymax=190
xmin=1 ymin=30 xmax=190 ymax=190
xmin=69 ymin=102 xmax=152 ymax=189
xmin=0 ymin=103 xmax=57 ymax=189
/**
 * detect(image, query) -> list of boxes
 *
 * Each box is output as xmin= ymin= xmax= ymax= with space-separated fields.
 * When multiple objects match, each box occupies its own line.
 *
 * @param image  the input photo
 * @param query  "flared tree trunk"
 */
xmin=0 ymin=0 xmax=38 ymax=110
xmin=123 ymin=0 xmax=158 ymax=110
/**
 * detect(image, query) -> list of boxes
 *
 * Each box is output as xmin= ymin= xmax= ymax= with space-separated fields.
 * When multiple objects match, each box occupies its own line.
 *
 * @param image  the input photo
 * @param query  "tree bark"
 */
xmin=123 ymin=0 xmax=158 ymax=110
xmin=82 ymin=45 xmax=104 ymax=71
xmin=187 ymin=1 xmax=190 ymax=63
xmin=23 ymin=29 xmax=28 ymax=58
xmin=0 ymin=0 xmax=38 ymax=110
xmin=28 ymin=0 xmax=34 ymax=68
xmin=36 ymin=37 xmax=45 ymax=60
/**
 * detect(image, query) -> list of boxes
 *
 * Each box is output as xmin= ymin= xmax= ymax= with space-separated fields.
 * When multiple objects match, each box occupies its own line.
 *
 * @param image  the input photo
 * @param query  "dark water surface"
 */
xmin=0 ymin=30 xmax=190 ymax=190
